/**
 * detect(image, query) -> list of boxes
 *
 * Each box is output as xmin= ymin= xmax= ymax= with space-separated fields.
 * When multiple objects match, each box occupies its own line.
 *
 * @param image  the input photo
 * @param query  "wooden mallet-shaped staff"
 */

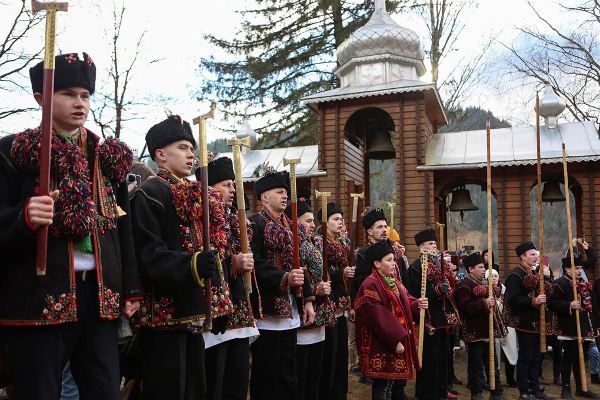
xmin=316 ymin=189 xmax=331 ymax=306
xmin=284 ymin=157 xmax=304 ymax=315
xmin=31 ymin=0 xmax=68 ymax=276
xmin=193 ymin=104 xmax=215 ymax=330
xmin=418 ymin=248 xmax=438 ymax=368
xmin=227 ymin=136 xmax=252 ymax=294
xmin=349 ymin=192 xmax=364 ymax=257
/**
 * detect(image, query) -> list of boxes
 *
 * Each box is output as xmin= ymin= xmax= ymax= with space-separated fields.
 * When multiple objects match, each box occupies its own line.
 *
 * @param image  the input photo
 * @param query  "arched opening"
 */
xmin=529 ymin=175 xmax=580 ymax=277
xmin=441 ymin=181 xmax=499 ymax=261
xmin=344 ymin=107 xmax=397 ymax=214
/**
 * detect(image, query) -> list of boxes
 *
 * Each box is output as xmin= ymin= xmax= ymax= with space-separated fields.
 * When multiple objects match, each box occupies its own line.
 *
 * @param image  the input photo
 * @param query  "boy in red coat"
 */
xmin=355 ymin=239 xmax=427 ymax=400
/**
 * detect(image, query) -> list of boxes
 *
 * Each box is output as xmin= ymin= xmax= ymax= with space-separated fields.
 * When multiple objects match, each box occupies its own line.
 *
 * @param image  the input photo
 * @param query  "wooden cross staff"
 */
xmin=193 ymin=103 xmax=215 ymax=330
xmin=31 ymin=0 xmax=68 ymax=276
xmin=227 ymin=136 xmax=252 ymax=294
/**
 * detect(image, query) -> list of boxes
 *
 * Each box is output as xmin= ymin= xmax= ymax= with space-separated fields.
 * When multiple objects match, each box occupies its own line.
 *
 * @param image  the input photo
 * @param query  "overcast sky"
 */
xmin=0 ymin=0 xmax=576 ymax=153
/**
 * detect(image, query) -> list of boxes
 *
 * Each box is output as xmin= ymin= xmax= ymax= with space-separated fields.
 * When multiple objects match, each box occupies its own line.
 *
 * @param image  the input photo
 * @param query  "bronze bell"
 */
xmin=542 ymin=180 xmax=565 ymax=204
xmin=449 ymin=187 xmax=478 ymax=220
xmin=366 ymin=129 xmax=396 ymax=160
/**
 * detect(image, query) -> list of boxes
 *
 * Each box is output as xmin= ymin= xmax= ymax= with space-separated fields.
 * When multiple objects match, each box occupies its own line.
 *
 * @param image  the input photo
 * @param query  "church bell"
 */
xmin=366 ymin=129 xmax=396 ymax=160
xmin=542 ymin=180 xmax=566 ymax=204
xmin=449 ymin=187 xmax=478 ymax=221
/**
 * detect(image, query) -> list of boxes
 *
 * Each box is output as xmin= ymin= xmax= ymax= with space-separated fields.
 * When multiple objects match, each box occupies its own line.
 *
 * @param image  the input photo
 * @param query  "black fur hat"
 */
xmin=253 ymin=170 xmax=290 ymax=198
xmin=414 ymin=228 xmax=436 ymax=246
xmin=30 ymin=52 xmax=96 ymax=94
xmin=284 ymin=198 xmax=312 ymax=220
xmin=366 ymin=239 xmax=395 ymax=266
xmin=463 ymin=252 xmax=484 ymax=270
xmin=515 ymin=241 xmax=536 ymax=257
xmin=146 ymin=115 xmax=196 ymax=161
xmin=562 ymin=256 xmax=583 ymax=271
xmin=206 ymin=157 xmax=235 ymax=186
xmin=362 ymin=207 xmax=387 ymax=231
xmin=317 ymin=202 xmax=343 ymax=224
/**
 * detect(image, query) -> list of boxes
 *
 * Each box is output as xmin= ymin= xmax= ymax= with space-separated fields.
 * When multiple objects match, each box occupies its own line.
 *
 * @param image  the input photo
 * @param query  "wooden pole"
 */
xmin=486 ymin=117 xmax=495 ymax=390
xmin=388 ymin=202 xmax=395 ymax=241
xmin=284 ymin=158 xmax=304 ymax=314
xmin=316 ymin=190 xmax=331 ymax=306
xmin=31 ymin=0 xmax=69 ymax=275
xmin=193 ymin=104 xmax=215 ymax=331
xmin=536 ymin=94 xmax=547 ymax=353
xmin=227 ymin=136 xmax=252 ymax=294
xmin=563 ymin=143 xmax=587 ymax=392
xmin=418 ymin=248 xmax=437 ymax=368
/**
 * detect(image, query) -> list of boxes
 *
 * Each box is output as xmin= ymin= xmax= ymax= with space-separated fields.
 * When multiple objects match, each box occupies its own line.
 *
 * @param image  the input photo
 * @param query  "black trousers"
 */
xmin=516 ymin=330 xmax=542 ymax=393
xmin=297 ymin=339 xmax=325 ymax=400
xmin=415 ymin=329 xmax=448 ymax=400
xmin=561 ymin=340 xmax=590 ymax=389
xmin=140 ymin=329 xmax=206 ymax=400
xmin=546 ymin=335 xmax=563 ymax=375
xmin=467 ymin=341 xmax=503 ymax=396
xmin=319 ymin=316 xmax=348 ymax=400
xmin=250 ymin=328 xmax=297 ymax=400
xmin=205 ymin=337 xmax=250 ymax=400
xmin=372 ymin=379 xmax=392 ymax=400
xmin=4 ymin=273 xmax=121 ymax=400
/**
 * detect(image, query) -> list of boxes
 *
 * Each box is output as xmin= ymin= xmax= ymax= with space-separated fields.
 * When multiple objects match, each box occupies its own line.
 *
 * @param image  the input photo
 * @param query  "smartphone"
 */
xmin=543 ymin=255 xmax=549 ymax=266
xmin=127 ymin=173 xmax=141 ymax=186
xmin=464 ymin=245 xmax=475 ymax=251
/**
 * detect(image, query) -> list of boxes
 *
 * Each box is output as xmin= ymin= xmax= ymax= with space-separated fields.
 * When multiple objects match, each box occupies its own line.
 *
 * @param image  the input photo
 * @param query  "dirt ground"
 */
xmin=347 ymin=347 xmax=597 ymax=400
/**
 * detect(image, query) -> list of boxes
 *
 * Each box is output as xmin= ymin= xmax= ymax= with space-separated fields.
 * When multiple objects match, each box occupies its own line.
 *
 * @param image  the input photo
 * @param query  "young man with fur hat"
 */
xmin=284 ymin=198 xmax=334 ymax=400
xmin=454 ymin=252 xmax=508 ymax=400
xmin=503 ymin=242 xmax=554 ymax=400
xmin=316 ymin=201 xmax=353 ymax=400
xmin=247 ymin=169 xmax=315 ymax=400
xmin=355 ymin=239 xmax=428 ymax=400
xmin=198 ymin=156 xmax=259 ymax=400
xmin=131 ymin=115 xmax=225 ymax=399
xmin=548 ymin=257 xmax=600 ymax=399
xmin=407 ymin=228 xmax=460 ymax=400
xmin=0 ymin=53 xmax=142 ymax=399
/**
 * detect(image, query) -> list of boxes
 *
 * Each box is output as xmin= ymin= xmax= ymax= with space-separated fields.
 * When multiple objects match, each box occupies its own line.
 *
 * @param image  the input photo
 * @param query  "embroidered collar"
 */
xmin=10 ymin=126 xmax=132 ymax=239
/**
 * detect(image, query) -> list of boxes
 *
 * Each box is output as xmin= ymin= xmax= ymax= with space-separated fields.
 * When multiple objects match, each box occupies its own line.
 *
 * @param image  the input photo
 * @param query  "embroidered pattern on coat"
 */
xmin=41 ymin=292 xmax=75 ymax=321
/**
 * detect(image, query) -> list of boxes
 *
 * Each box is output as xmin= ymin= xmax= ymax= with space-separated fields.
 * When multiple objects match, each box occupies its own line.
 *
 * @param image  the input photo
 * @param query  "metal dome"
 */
xmin=336 ymin=0 xmax=426 ymax=77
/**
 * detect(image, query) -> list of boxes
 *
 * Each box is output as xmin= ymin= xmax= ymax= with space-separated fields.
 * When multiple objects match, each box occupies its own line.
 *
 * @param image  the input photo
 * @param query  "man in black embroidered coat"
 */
xmin=407 ymin=228 xmax=459 ymax=400
xmin=503 ymin=242 xmax=553 ymax=400
xmin=548 ymin=257 xmax=600 ymax=399
xmin=454 ymin=252 xmax=507 ymax=400
xmin=0 ymin=53 xmax=142 ymax=400
xmin=131 ymin=115 xmax=219 ymax=400
xmin=200 ymin=156 xmax=259 ymax=400
xmin=247 ymin=170 xmax=314 ymax=400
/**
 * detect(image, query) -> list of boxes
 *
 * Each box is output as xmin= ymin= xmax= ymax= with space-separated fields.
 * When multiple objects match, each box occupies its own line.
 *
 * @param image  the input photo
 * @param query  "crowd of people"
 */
xmin=2 ymin=52 xmax=600 ymax=400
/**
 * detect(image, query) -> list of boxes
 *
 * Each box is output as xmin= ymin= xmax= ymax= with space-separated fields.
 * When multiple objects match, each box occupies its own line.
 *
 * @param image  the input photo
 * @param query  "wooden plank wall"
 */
xmin=432 ymin=162 xmax=600 ymax=280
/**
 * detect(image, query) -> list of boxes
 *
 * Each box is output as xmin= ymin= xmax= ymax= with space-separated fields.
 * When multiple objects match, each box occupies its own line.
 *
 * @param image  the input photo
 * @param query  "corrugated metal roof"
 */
xmin=419 ymin=121 xmax=600 ymax=171
xmin=217 ymin=145 xmax=326 ymax=181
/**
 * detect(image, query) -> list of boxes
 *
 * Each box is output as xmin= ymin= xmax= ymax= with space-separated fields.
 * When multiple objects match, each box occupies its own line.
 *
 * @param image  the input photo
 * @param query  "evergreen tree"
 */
xmin=197 ymin=0 xmax=405 ymax=148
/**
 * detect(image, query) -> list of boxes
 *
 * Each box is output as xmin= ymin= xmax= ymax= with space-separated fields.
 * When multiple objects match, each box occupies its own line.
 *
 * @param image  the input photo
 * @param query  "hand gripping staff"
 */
xmin=227 ymin=136 xmax=252 ymax=294
xmin=31 ymin=0 xmax=68 ymax=275
xmin=486 ymin=116 xmax=496 ymax=390
xmin=283 ymin=157 xmax=304 ymax=315
xmin=418 ymin=248 xmax=438 ymax=368
xmin=193 ymin=104 xmax=215 ymax=331
xmin=316 ymin=189 xmax=331 ymax=306
xmin=563 ymin=143 xmax=588 ymax=392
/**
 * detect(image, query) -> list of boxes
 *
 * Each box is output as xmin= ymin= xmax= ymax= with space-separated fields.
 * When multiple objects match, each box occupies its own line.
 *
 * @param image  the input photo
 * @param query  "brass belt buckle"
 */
xmin=81 ymin=270 xmax=87 ymax=281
